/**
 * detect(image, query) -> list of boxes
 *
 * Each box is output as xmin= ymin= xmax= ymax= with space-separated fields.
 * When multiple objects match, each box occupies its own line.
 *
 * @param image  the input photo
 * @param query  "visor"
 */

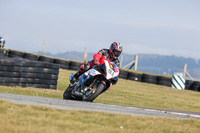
xmin=113 ymin=50 xmax=121 ymax=57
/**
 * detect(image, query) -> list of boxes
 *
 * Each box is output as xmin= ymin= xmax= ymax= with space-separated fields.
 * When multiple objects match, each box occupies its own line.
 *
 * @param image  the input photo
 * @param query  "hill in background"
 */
xmin=40 ymin=51 xmax=200 ymax=80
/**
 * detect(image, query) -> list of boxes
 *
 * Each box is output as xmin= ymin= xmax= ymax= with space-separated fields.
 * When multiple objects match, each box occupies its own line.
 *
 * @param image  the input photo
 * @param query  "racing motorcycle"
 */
xmin=63 ymin=59 xmax=119 ymax=102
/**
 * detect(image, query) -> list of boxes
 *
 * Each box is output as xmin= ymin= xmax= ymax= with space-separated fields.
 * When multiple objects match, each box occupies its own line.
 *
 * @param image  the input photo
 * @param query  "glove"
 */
xmin=94 ymin=60 xmax=100 ymax=66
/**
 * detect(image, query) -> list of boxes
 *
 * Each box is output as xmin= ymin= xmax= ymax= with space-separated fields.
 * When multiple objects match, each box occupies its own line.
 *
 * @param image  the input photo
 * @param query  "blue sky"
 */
xmin=0 ymin=0 xmax=200 ymax=59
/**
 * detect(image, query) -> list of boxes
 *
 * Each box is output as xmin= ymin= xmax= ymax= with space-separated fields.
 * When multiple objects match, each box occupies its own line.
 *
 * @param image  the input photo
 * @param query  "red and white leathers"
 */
xmin=70 ymin=49 xmax=120 ymax=84
xmin=79 ymin=49 xmax=120 ymax=74
xmin=70 ymin=42 xmax=122 ymax=84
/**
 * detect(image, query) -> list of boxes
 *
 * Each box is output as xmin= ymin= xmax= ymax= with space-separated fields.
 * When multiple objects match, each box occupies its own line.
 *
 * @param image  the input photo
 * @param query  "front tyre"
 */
xmin=63 ymin=86 xmax=72 ymax=100
xmin=82 ymin=83 xmax=105 ymax=102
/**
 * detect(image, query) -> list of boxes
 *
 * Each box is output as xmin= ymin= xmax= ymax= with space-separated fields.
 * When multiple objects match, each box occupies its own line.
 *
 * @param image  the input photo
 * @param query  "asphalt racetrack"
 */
xmin=0 ymin=93 xmax=200 ymax=120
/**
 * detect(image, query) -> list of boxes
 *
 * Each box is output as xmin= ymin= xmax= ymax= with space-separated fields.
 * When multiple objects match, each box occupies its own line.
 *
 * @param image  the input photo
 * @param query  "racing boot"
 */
xmin=70 ymin=63 xmax=90 ymax=84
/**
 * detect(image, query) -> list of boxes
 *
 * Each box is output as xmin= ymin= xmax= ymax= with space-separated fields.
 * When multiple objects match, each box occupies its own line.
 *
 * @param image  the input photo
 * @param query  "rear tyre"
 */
xmin=82 ymin=83 xmax=105 ymax=102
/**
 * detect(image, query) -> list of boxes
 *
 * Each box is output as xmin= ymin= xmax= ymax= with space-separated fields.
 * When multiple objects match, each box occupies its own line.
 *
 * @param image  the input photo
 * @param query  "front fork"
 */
xmin=73 ymin=74 xmax=92 ymax=95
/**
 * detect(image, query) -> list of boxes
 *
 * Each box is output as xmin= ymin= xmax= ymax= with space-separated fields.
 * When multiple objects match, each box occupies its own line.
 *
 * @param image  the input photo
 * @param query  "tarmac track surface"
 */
xmin=0 ymin=93 xmax=200 ymax=120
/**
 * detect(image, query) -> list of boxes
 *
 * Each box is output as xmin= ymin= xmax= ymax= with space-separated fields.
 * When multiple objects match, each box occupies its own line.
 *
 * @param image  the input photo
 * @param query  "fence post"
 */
xmin=123 ymin=55 xmax=139 ymax=70
xmin=134 ymin=55 xmax=138 ymax=70
xmin=183 ymin=64 xmax=194 ymax=80
xmin=42 ymin=40 xmax=45 ymax=55
xmin=83 ymin=47 xmax=87 ymax=63
xmin=183 ymin=64 xmax=187 ymax=79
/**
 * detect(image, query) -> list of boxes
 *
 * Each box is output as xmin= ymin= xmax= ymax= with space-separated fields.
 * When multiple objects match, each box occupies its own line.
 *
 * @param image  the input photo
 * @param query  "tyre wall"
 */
xmin=185 ymin=80 xmax=200 ymax=92
xmin=0 ymin=53 xmax=60 ymax=90
xmin=126 ymin=70 xmax=172 ymax=87
xmin=1 ymin=48 xmax=199 ymax=92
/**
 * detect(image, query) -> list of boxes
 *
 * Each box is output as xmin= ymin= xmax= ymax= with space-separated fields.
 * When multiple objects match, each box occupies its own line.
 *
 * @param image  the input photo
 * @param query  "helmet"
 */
xmin=109 ymin=42 xmax=123 ymax=58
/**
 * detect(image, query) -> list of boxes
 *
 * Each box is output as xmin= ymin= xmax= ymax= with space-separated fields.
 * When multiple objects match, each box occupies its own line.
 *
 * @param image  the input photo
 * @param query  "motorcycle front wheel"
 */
xmin=63 ymin=86 xmax=72 ymax=100
xmin=82 ymin=83 xmax=105 ymax=102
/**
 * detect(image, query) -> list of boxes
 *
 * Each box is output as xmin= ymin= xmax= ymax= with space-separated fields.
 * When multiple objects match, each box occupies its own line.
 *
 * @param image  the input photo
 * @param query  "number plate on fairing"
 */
xmin=108 ymin=68 xmax=115 ymax=77
xmin=105 ymin=61 xmax=119 ymax=80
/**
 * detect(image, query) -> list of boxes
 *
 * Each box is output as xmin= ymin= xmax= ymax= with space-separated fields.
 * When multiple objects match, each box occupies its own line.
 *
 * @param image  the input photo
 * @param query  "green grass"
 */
xmin=97 ymin=79 xmax=200 ymax=112
xmin=0 ymin=100 xmax=200 ymax=133
xmin=0 ymin=69 xmax=200 ymax=132
xmin=0 ymin=69 xmax=200 ymax=112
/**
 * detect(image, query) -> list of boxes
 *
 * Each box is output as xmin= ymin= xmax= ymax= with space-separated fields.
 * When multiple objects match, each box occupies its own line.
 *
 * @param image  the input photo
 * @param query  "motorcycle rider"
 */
xmin=70 ymin=42 xmax=123 ymax=84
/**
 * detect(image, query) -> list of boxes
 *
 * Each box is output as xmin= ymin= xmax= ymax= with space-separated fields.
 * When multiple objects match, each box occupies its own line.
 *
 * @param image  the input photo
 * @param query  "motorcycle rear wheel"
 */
xmin=82 ymin=83 xmax=105 ymax=102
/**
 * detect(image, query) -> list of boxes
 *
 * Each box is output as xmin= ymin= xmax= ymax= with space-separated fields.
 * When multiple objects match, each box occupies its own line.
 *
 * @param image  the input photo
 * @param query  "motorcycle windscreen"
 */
xmin=84 ymin=69 xmax=101 ymax=77
xmin=69 ymin=73 xmax=75 ymax=81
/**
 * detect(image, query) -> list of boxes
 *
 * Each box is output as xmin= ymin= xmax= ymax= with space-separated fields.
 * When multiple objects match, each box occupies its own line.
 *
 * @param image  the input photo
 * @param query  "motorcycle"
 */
xmin=63 ymin=59 xmax=119 ymax=102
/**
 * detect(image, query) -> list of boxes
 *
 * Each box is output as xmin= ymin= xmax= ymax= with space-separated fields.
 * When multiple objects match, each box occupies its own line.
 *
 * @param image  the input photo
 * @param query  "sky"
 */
xmin=0 ymin=0 xmax=200 ymax=59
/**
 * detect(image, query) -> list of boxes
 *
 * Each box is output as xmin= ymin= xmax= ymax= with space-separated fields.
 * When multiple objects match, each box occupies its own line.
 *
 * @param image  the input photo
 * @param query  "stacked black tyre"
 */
xmin=119 ymin=69 xmax=128 ymax=79
xmin=142 ymin=74 xmax=157 ymax=84
xmin=127 ymin=71 xmax=142 ymax=82
xmin=8 ymin=49 xmax=25 ymax=58
xmin=54 ymin=58 xmax=70 ymax=69
xmin=0 ymin=59 xmax=15 ymax=86
xmin=185 ymin=80 xmax=194 ymax=90
xmin=191 ymin=81 xmax=200 ymax=92
xmin=5 ymin=49 xmax=75 ymax=71
xmin=185 ymin=80 xmax=200 ymax=92
xmin=0 ymin=48 xmax=8 ymax=58
xmin=69 ymin=61 xmax=82 ymax=71
xmin=0 ymin=57 xmax=60 ymax=90
xmin=156 ymin=76 xmax=172 ymax=87
xmin=39 ymin=55 xmax=54 ymax=63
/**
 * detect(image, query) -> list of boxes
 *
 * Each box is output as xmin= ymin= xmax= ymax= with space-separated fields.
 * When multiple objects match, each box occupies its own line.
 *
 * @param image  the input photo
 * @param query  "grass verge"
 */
xmin=0 ymin=100 xmax=200 ymax=133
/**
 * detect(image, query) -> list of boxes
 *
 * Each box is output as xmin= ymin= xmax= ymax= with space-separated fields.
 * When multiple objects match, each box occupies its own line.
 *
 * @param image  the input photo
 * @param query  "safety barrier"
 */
xmin=0 ymin=48 xmax=199 ymax=92
xmin=185 ymin=80 xmax=200 ymax=92
xmin=0 ymin=49 xmax=60 ymax=89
